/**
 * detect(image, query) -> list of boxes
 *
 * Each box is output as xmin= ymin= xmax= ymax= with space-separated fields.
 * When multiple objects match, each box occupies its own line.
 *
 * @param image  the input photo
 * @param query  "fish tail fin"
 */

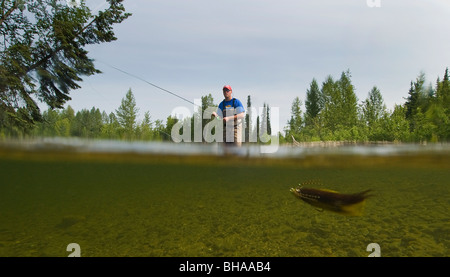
xmin=340 ymin=200 xmax=367 ymax=216
xmin=359 ymin=189 xmax=374 ymax=199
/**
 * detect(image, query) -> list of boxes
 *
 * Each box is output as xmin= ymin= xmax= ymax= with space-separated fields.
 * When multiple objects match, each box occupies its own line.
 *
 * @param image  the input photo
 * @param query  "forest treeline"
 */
xmin=5 ymin=88 xmax=274 ymax=143
xmin=1 ymin=69 xmax=449 ymax=143
xmin=285 ymin=69 xmax=450 ymax=143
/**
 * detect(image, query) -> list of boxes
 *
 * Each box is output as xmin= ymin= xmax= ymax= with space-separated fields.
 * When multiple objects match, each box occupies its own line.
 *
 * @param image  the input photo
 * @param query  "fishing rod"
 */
xmin=97 ymin=60 xmax=201 ymax=108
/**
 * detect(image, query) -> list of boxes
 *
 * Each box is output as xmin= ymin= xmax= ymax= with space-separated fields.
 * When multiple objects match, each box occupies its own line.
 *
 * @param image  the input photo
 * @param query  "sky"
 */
xmin=64 ymin=0 xmax=450 ymax=131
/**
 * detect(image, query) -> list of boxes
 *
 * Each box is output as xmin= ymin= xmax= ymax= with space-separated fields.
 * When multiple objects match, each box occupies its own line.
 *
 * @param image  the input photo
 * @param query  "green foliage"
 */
xmin=4 ymin=64 xmax=450 ymax=144
xmin=245 ymin=95 xmax=252 ymax=142
xmin=361 ymin=86 xmax=387 ymax=141
xmin=138 ymin=111 xmax=154 ymax=141
xmin=260 ymin=103 xmax=271 ymax=137
xmin=31 ymin=88 xmax=156 ymax=141
xmin=287 ymin=68 xmax=450 ymax=143
xmin=0 ymin=0 xmax=131 ymax=134
xmin=152 ymin=119 xmax=165 ymax=141
xmin=192 ymin=93 xmax=215 ymax=142
xmin=304 ymin=78 xmax=323 ymax=127
xmin=321 ymin=73 xmax=357 ymax=136
xmin=285 ymin=97 xmax=302 ymax=141
xmin=335 ymin=70 xmax=359 ymax=128
xmin=116 ymin=88 xmax=138 ymax=140
xmin=405 ymin=72 xmax=427 ymax=131
xmin=101 ymin=111 xmax=120 ymax=140
xmin=163 ymin=115 xmax=178 ymax=141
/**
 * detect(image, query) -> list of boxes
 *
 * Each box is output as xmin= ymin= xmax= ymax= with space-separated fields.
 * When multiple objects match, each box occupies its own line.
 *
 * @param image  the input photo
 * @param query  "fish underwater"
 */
xmin=290 ymin=185 xmax=373 ymax=216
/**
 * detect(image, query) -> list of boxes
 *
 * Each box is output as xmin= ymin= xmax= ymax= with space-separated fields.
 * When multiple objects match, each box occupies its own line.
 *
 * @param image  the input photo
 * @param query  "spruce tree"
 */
xmin=436 ymin=68 xmax=450 ymax=110
xmin=266 ymin=103 xmax=271 ymax=136
xmin=337 ymin=70 xmax=358 ymax=129
xmin=362 ymin=86 xmax=386 ymax=141
xmin=287 ymin=97 xmax=302 ymax=139
xmin=405 ymin=72 xmax=426 ymax=131
xmin=116 ymin=88 xmax=139 ymax=139
xmin=260 ymin=103 xmax=267 ymax=137
xmin=140 ymin=111 xmax=153 ymax=141
xmin=201 ymin=93 xmax=215 ymax=139
xmin=362 ymin=86 xmax=385 ymax=127
xmin=305 ymin=78 xmax=323 ymax=127
xmin=245 ymin=95 xmax=252 ymax=142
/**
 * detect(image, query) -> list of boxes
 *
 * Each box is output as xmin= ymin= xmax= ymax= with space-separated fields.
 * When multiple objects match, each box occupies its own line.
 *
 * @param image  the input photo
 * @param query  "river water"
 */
xmin=0 ymin=138 xmax=449 ymax=256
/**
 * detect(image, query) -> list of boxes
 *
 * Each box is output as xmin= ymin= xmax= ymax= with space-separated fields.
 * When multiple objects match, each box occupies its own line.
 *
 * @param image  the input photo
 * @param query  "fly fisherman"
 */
xmin=211 ymin=85 xmax=245 ymax=146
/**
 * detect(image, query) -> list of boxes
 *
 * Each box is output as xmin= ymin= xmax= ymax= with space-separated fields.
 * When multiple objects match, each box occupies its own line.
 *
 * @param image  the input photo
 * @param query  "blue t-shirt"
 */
xmin=217 ymin=98 xmax=245 ymax=118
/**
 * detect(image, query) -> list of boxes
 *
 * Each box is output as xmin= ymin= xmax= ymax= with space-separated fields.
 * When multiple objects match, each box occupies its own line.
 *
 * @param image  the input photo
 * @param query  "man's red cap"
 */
xmin=223 ymin=85 xmax=232 ymax=91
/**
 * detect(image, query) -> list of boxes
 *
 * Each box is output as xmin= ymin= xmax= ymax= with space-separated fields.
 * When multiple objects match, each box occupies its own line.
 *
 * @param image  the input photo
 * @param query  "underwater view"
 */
xmin=0 ymin=139 xmax=449 ymax=257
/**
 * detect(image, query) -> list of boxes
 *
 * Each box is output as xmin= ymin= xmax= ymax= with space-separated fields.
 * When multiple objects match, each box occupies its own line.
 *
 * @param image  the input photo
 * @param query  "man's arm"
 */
xmin=223 ymin=112 xmax=245 ymax=123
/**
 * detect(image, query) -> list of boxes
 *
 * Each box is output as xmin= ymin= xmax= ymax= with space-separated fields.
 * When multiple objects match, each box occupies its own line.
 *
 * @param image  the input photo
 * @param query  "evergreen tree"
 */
xmin=139 ymin=111 xmax=153 ymax=141
xmin=305 ymin=78 xmax=323 ymax=127
xmin=164 ymin=115 xmax=178 ymax=141
xmin=71 ymin=108 xmax=102 ymax=138
xmin=89 ymin=107 xmax=103 ymax=138
xmin=424 ymin=68 xmax=450 ymax=141
xmin=54 ymin=106 xmax=75 ymax=137
xmin=245 ymin=95 xmax=252 ymax=143
xmin=287 ymin=97 xmax=302 ymax=140
xmin=362 ymin=86 xmax=385 ymax=126
xmin=116 ymin=88 xmax=139 ymax=139
xmin=256 ymin=115 xmax=260 ymax=143
xmin=320 ymin=71 xmax=358 ymax=140
xmin=266 ymin=103 xmax=271 ymax=136
xmin=362 ymin=86 xmax=386 ymax=140
xmin=260 ymin=103 xmax=268 ymax=137
xmin=441 ymin=68 xmax=450 ymax=108
xmin=40 ymin=108 xmax=60 ymax=137
xmin=405 ymin=72 xmax=426 ymax=131
xmin=320 ymin=75 xmax=338 ymax=134
xmin=425 ymin=102 xmax=449 ymax=141
xmin=189 ymin=94 xmax=215 ymax=142
xmin=73 ymin=109 xmax=88 ymax=137
xmin=388 ymin=105 xmax=411 ymax=142
xmin=201 ymin=94 xmax=215 ymax=141
xmin=152 ymin=119 xmax=164 ymax=141
xmin=258 ymin=102 xmax=272 ymax=143
xmin=337 ymin=70 xmax=358 ymax=129
xmin=101 ymin=111 xmax=120 ymax=139
xmin=63 ymin=105 xmax=76 ymax=133
xmin=436 ymin=68 xmax=450 ymax=118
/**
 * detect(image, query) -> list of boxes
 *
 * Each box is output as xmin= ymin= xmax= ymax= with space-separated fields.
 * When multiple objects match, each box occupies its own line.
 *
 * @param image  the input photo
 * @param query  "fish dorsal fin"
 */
xmin=300 ymin=179 xmax=322 ymax=187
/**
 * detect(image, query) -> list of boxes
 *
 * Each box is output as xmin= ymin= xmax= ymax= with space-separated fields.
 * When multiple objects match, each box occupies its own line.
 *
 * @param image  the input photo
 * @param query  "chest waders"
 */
xmin=220 ymin=98 xmax=242 ymax=146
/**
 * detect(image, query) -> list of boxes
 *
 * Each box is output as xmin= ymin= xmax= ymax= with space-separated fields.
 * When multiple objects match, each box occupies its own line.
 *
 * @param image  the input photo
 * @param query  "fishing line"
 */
xmin=95 ymin=60 xmax=206 ymax=142
xmin=97 ymin=60 xmax=200 ymax=108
